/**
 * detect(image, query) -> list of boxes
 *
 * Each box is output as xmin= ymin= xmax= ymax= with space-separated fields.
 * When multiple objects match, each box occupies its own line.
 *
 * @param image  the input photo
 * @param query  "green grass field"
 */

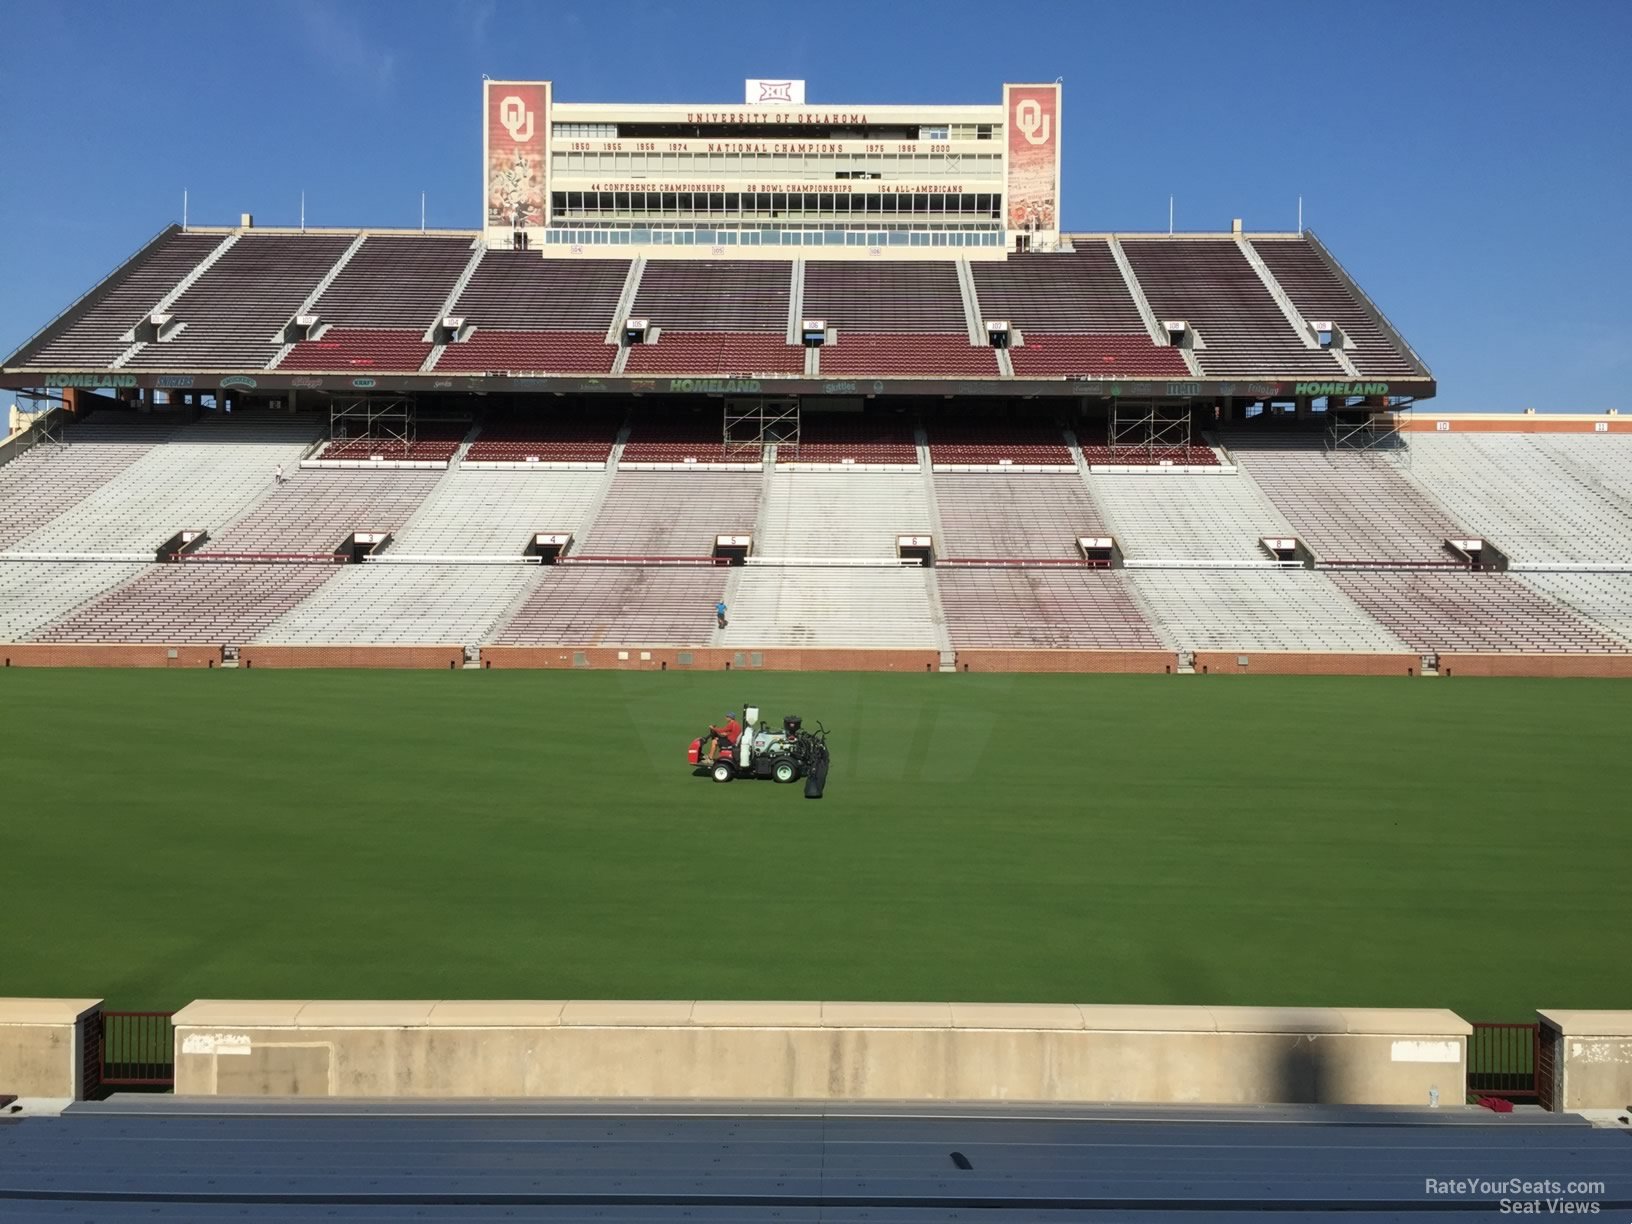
xmin=3 ymin=669 xmax=1626 ymax=1018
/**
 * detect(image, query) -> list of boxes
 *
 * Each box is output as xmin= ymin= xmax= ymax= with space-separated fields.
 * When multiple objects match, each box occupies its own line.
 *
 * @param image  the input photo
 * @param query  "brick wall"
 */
xmin=237 ymin=645 xmax=465 ymax=669
xmin=1 ymin=643 xmax=220 ymax=668
xmin=1193 ymin=651 xmax=1419 ymax=676
xmin=481 ymin=646 xmax=942 ymax=672
xmin=1439 ymin=653 xmax=1632 ymax=678
xmin=956 ymin=649 xmax=1178 ymax=673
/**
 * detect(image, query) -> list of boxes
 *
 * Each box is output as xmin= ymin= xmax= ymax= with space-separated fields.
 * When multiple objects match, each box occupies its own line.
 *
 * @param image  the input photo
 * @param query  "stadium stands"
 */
xmin=938 ymin=568 xmax=1162 ymax=649
xmin=1252 ymin=237 xmax=1423 ymax=378
xmin=778 ymin=414 xmax=918 ymax=465
xmin=4 ymin=414 xmax=315 ymax=554
xmin=1121 ymin=239 xmax=1345 ymax=377
xmin=1090 ymin=469 xmax=1293 ymax=562
xmin=1517 ymin=571 xmax=1632 ymax=644
xmin=434 ymin=330 xmax=615 ymax=374
xmin=496 ymin=565 xmax=724 ymax=645
xmin=1130 ymin=569 xmax=1408 ymax=653
xmin=124 ymin=234 xmax=355 ymax=370
xmin=625 ymin=332 xmax=804 ymax=375
xmin=256 ymin=563 xmax=538 ymax=646
xmin=1328 ymin=571 xmax=1630 ymax=653
xmin=754 ymin=470 xmax=935 ymax=557
xmin=803 ymin=260 xmax=967 ymax=331
xmin=576 ymin=471 xmax=760 ymax=556
xmin=630 ymin=260 xmax=791 ymax=331
xmin=464 ymin=412 xmax=621 ymax=465
xmin=386 ymin=469 xmax=612 ymax=555
xmin=0 ymin=560 xmax=146 ymax=641
xmin=927 ymin=414 xmax=1072 ymax=466
xmin=36 ymin=561 xmax=339 ymax=643
xmin=1010 ymin=333 xmax=1190 ymax=378
xmin=1402 ymin=434 xmax=1632 ymax=565
xmin=442 ymin=253 xmax=630 ymax=329
xmin=819 ymin=333 xmax=997 ymax=377
xmin=0 ymin=414 xmax=181 ymax=549
xmin=198 ymin=468 xmax=445 ymax=555
xmin=1077 ymin=424 xmax=1220 ymax=467
xmin=934 ymin=474 xmax=1104 ymax=559
xmin=293 ymin=235 xmax=477 ymax=329
xmin=13 ymin=229 xmax=224 ymax=368
xmin=620 ymin=409 xmax=747 ymax=465
xmin=278 ymin=329 xmax=433 ymax=372
xmin=314 ymin=421 xmax=468 ymax=463
xmin=718 ymin=567 xmax=943 ymax=648
xmin=1230 ymin=444 xmax=1468 ymax=564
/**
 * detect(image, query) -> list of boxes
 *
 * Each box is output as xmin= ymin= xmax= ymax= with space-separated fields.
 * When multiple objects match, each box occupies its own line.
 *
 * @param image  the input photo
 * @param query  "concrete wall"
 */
xmin=1193 ymin=651 xmax=1419 ymax=676
xmin=1538 ymin=1010 xmax=1632 ymax=1111
xmin=0 ymin=998 xmax=102 ymax=1099
xmin=171 ymin=1000 xmax=1469 ymax=1106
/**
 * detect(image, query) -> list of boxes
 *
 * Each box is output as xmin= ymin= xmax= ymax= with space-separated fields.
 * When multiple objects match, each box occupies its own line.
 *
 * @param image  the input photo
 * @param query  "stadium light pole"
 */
xmin=421 ymin=193 xmax=427 ymax=232
xmin=1298 ymin=196 xmax=1304 ymax=233
xmin=182 ymin=189 xmax=188 ymax=231
xmin=1168 ymin=196 xmax=1174 ymax=235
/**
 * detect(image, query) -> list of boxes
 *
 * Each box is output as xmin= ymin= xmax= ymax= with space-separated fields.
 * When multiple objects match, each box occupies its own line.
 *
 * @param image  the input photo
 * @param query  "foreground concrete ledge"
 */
xmin=0 ymin=998 xmax=102 ymax=1025
xmin=1538 ymin=1010 xmax=1632 ymax=1035
xmin=169 ymin=1000 xmax=1469 ymax=1036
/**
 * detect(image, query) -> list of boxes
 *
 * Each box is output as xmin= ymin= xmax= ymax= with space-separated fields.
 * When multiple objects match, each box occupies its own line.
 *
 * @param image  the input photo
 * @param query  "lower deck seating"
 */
xmin=938 ymin=568 xmax=1161 ymax=649
xmin=817 ymin=333 xmax=998 ymax=377
xmin=277 ymin=329 xmax=432 ymax=372
xmin=1516 ymin=572 xmax=1632 ymax=646
xmin=1327 ymin=571 xmax=1629 ymax=653
xmin=1130 ymin=569 xmax=1406 ymax=652
xmin=621 ymin=411 xmax=745 ymax=464
xmin=496 ymin=565 xmax=724 ymax=646
xmin=388 ymin=470 xmax=610 ymax=556
xmin=32 ymin=562 xmax=340 ymax=643
xmin=927 ymin=417 xmax=1072 ymax=466
xmin=256 ymin=563 xmax=539 ymax=645
xmin=433 ymin=331 xmax=616 ymax=374
xmin=0 ymin=560 xmax=147 ymax=641
xmin=200 ymin=469 xmax=446 ymax=555
xmin=624 ymin=332 xmax=805 ymax=375
xmin=934 ymin=474 xmax=1105 ymax=559
xmin=1009 ymin=334 xmax=1190 ymax=378
xmin=755 ymin=470 xmax=935 ymax=558
xmin=315 ymin=422 xmax=468 ymax=463
xmin=578 ymin=471 xmax=760 ymax=557
xmin=1089 ymin=470 xmax=1289 ymax=561
xmin=777 ymin=416 xmax=917 ymax=465
xmin=717 ymin=567 xmax=942 ymax=649
xmin=465 ymin=413 xmax=621 ymax=464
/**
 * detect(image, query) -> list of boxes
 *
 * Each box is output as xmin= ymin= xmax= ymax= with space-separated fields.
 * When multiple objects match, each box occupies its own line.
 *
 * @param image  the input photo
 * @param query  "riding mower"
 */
xmin=688 ymin=703 xmax=831 ymax=798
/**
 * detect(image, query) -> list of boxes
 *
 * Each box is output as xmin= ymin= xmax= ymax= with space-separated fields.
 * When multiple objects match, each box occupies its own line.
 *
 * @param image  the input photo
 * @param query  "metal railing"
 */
xmin=99 ymin=1011 xmax=175 ymax=1089
xmin=1467 ymin=1021 xmax=1539 ymax=1103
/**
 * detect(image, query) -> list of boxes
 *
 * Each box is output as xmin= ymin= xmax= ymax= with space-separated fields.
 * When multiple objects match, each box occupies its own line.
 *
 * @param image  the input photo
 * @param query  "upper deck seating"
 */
xmin=624 ymin=332 xmax=804 ymax=375
xmin=445 ymin=254 xmax=629 ymax=329
xmin=278 ymin=329 xmax=432 ymax=372
xmin=631 ymin=261 xmax=791 ymax=331
xmin=1252 ymin=237 xmax=1422 ymax=378
xmin=969 ymin=242 xmax=1147 ymax=332
xmin=1009 ymin=334 xmax=1189 ymax=378
xmin=1121 ymin=239 xmax=1345 ymax=377
xmin=818 ymin=333 xmax=997 ymax=377
xmin=297 ymin=235 xmax=475 ymax=329
xmin=14 ymin=230 xmax=223 ymax=368
xmin=803 ymin=261 xmax=967 ymax=331
xmin=433 ymin=331 xmax=615 ymax=374
xmin=125 ymin=234 xmax=354 ymax=370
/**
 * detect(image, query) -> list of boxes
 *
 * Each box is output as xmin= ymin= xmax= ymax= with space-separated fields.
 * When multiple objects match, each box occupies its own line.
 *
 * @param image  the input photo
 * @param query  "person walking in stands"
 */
xmin=273 ymin=463 xmax=285 ymax=486
xmin=715 ymin=598 xmax=729 ymax=629
xmin=703 ymin=712 xmax=742 ymax=766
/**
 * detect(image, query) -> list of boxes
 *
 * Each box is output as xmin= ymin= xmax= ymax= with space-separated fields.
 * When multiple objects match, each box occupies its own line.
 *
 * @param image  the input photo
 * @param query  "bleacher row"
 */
xmin=11 ymin=230 xmax=1425 ymax=380
xmin=2 ymin=413 xmax=1631 ymax=655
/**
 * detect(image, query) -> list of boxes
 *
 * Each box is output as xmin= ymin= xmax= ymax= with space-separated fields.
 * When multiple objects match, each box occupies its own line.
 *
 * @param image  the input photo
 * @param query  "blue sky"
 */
xmin=2 ymin=0 xmax=1628 ymax=411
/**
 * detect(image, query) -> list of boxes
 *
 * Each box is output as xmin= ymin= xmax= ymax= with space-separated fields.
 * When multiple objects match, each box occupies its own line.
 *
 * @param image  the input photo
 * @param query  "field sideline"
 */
xmin=3 ymin=669 xmax=1625 ymax=1018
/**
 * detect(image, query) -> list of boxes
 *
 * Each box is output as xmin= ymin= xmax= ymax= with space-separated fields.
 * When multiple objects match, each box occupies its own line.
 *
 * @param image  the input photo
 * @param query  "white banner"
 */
xmin=745 ymin=79 xmax=806 ymax=105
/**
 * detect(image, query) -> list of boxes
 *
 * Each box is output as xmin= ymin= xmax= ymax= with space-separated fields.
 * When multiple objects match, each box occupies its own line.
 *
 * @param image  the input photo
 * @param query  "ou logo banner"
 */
xmin=499 ymin=95 xmax=534 ymax=142
xmin=1014 ymin=97 xmax=1051 ymax=146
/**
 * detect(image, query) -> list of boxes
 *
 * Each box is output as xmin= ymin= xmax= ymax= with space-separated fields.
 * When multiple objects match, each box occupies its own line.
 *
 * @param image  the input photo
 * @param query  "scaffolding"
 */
xmin=14 ymin=391 xmax=66 ymax=447
xmin=723 ymin=397 xmax=799 ymax=460
xmin=329 ymin=394 xmax=416 ymax=455
xmin=1326 ymin=399 xmax=1412 ymax=465
xmin=1109 ymin=400 xmax=1193 ymax=462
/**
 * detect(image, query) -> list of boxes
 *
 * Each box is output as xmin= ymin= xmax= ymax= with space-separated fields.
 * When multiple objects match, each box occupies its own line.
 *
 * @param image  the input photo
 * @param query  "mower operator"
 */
xmin=702 ymin=712 xmax=741 ymax=766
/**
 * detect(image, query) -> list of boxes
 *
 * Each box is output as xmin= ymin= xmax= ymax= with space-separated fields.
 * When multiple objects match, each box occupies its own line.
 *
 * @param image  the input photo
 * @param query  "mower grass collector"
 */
xmin=689 ymin=703 xmax=831 ymax=798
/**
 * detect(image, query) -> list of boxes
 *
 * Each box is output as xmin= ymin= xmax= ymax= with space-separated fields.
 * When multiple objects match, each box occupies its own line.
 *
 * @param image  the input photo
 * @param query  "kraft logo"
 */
xmin=1015 ymin=97 xmax=1051 ymax=145
xmin=756 ymin=80 xmax=795 ymax=102
xmin=351 ymin=377 xmax=377 ymax=388
xmin=499 ymin=95 xmax=534 ymax=142
xmin=220 ymin=376 xmax=258 ymax=390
